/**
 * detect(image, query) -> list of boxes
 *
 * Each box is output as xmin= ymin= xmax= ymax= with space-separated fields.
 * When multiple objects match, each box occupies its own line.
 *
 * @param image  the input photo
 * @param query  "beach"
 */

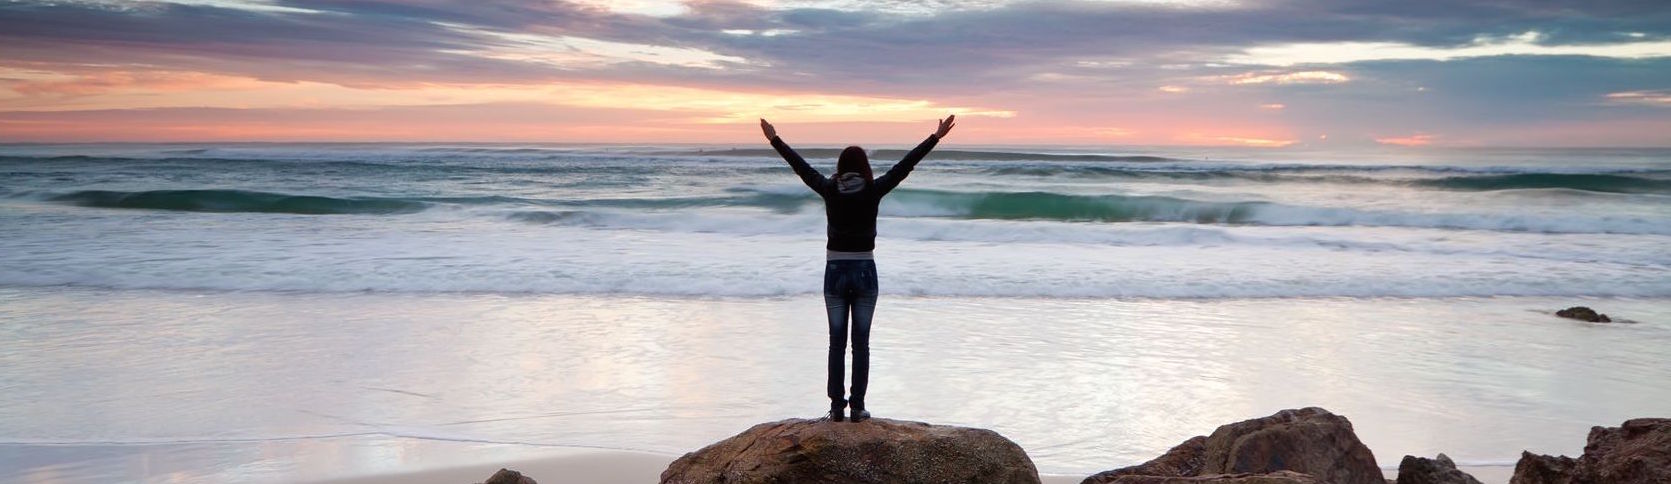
xmin=2 ymin=144 xmax=1668 ymax=483
xmin=303 ymin=449 xmax=1516 ymax=484
xmin=2 ymin=288 xmax=1665 ymax=482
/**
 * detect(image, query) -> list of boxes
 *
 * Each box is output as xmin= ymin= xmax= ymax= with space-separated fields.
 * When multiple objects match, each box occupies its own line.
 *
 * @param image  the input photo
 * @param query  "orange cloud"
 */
xmin=0 ymin=68 xmax=1013 ymax=124
xmin=4 ymin=70 xmax=269 ymax=97
xmin=1375 ymin=134 xmax=1437 ymax=146
xmin=1179 ymin=133 xmax=1297 ymax=147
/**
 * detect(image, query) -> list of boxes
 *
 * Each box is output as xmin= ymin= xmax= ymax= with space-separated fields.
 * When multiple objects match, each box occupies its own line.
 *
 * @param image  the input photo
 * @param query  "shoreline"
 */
xmin=306 ymin=447 xmax=1516 ymax=484
xmin=303 ymin=448 xmax=1089 ymax=484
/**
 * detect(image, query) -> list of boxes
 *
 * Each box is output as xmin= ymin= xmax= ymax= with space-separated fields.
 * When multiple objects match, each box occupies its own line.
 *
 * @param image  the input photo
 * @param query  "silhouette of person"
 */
xmin=760 ymin=115 xmax=956 ymax=422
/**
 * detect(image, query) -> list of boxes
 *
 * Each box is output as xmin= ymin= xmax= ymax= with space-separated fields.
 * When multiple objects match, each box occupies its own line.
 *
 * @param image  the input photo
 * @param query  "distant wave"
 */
xmin=1413 ymin=173 xmax=1671 ymax=194
xmin=978 ymin=165 xmax=1671 ymax=194
xmin=671 ymin=148 xmax=1175 ymax=162
xmin=888 ymin=190 xmax=1260 ymax=223
xmin=47 ymin=189 xmax=429 ymax=215
xmin=2 ymin=155 xmax=570 ymax=173
xmin=882 ymin=189 xmax=1670 ymax=233
xmin=10 ymin=154 xmax=1670 ymax=198
xmin=0 ymin=154 xmax=754 ymax=177
xmin=506 ymin=188 xmax=1671 ymax=235
xmin=25 ymin=186 xmax=1669 ymax=234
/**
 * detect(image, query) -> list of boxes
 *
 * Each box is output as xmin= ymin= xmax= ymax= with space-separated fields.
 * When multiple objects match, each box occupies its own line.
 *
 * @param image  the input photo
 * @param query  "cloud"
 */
xmin=1180 ymin=134 xmax=1296 ymax=147
xmin=439 ymin=23 xmax=753 ymax=70
xmin=1227 ymin=31 xmax=1671 ymax=66
xmin=1605 ymin=89 xmax=1671 ymax=106
xmin=721 ymin=28 xmax=800 ymax=36
xmin=568 ymin=0 xmax=691 ymax=17
xmin=1375 ymin=134 xmax=1437 ymax=146
xmin=1223 ymin=70 xmax=1350 ymax=85
xmin=0 ymin=68 xmax=1013 ymax=125
xmin=2 ymin=0 xmax=1670 ymax=144
xmin=82 ymin=0 xmax=325 ymax=14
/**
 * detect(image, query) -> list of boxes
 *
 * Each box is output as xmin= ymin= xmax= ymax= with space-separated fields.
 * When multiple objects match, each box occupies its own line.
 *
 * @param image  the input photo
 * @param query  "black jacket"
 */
xmin=771 ymin=135 xmax=941 ymax=252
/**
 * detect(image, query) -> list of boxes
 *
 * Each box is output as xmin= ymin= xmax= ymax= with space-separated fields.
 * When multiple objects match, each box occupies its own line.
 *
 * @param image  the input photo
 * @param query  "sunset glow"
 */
xmin=1 ymin=1 xmax=1668 ymax=146
xmin=1375 ymin=134 xmax=1437 ymax=147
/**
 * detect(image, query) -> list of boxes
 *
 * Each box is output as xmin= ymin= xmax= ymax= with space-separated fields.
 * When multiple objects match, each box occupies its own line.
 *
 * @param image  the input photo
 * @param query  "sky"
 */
xmin=0 ymin=0 xmax=1668 ymax=146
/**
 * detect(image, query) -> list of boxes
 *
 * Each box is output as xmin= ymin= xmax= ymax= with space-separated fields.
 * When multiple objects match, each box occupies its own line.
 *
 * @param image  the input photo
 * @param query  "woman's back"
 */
xmin=766 ymin=131 xmax=944 ymax=252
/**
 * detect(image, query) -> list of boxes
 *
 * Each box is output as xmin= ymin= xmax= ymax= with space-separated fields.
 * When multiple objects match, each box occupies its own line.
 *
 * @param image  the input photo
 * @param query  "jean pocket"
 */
xmin=823 ymin=267 xmax=840 ymax=293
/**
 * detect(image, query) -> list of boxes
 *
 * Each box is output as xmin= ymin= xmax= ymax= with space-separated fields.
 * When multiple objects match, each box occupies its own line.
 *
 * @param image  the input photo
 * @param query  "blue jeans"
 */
xmin=824 ymin=259 xmax=878 ymax=411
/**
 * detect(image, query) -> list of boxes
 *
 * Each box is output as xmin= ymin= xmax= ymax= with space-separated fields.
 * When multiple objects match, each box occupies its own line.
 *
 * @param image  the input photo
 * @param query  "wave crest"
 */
xmin=1415 ymin=173 xmax=1671 ymax=194
xmin=48 ymin=189 xmax=429 ymax=215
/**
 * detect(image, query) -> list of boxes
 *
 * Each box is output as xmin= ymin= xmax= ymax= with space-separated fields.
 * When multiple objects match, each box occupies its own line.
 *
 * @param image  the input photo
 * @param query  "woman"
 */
xmin=759 ymin=115 xmax=956 ymax=423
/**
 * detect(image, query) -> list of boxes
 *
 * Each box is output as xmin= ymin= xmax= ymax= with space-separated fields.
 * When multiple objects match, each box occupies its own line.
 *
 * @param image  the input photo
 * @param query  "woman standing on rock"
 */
xmin=760 ymin=115 xmax=956 ymax=423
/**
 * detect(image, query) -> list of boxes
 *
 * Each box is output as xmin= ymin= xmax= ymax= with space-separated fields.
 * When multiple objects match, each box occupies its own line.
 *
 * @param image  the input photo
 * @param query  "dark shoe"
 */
xmin=827 ymin=402 xmax=846 ymax=422
xmin=849 ymin=409 xmax=870 ymax=422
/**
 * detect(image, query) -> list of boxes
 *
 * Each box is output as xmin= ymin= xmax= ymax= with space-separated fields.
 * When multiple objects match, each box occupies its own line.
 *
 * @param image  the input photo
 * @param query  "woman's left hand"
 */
xmin=760 ymin=119 xmax=777 ymax=140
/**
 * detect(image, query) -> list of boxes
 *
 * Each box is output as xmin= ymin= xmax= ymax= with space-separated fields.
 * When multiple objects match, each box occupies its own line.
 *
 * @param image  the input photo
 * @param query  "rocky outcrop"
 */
xmin=1198 ymin=407 xmax=1383 ymax=484
xmin=659 ymin=417 xmax=1040 ymax=484
xmin=1082 ymin=436 xmax=1207 ymax=483
xmin=480 ymin=468 xmax=537 ymax=484
xmin=1084 ymin=408 xmax=1380 ymax=484
xmin=1511 ymin=418 xmax=1671 ymax=484
xmin=1512 ymin=451 xmax=1576 ymax=484
xmin=1397 ymin=453 xmax=1482 ymax=484
xmin=1101 ymin=471 xmax=1318 ymax=483
xmin=1555 ymin=306 xmax=1611 ymax=323
xmin=1574 ymin=418 xmax=1671 ymax=483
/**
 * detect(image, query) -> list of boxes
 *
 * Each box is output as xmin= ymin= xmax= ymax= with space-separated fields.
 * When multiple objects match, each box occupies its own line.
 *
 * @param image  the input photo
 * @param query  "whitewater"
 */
xmin=2 ymin=144 xmax=1670 ymax=298
xmin=2 ymin=143 xmax=1669 ymax=483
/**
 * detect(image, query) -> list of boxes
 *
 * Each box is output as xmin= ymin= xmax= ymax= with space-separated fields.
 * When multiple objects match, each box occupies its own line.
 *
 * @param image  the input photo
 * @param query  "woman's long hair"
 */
xmin=836 ymin=146 xmax=873 ymax=184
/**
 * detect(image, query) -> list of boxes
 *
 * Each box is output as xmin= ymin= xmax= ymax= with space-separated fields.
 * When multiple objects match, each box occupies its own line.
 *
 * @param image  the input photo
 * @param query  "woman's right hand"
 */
xmin=934 ymin=114 xmax=956 ymax=139
xmin=760 ymin=119 xmax=777 ymax=140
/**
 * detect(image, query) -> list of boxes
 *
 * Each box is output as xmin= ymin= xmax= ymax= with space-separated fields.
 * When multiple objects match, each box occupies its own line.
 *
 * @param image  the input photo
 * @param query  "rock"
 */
xmin=1573 ymin=418 xmax=1671 ymax=483
xmin=1397 ymin=453 xmax=1482 ymax=484
xmin=1103 ymin=471 xmax=1319 ymax=483
xmin=1082 ymin=436 xmax=1207 ymax=483
xmin=1084 ymin=408 xmax=1381 ymax=484
xmin=659 ymin=417 xmax=1040 ymax=484
xmin=1198 ymin=407 xmax=1384 ymax=484
xmin=1511 ymin=451 xmax=1575 ymax=484
xmin=481 ymin=468 xmax=537 ymax=484
xmin=1555 ymin=306 xmax=1611 ymax=323
xmin=1511 ymin=418 xmax=1671 ymax=484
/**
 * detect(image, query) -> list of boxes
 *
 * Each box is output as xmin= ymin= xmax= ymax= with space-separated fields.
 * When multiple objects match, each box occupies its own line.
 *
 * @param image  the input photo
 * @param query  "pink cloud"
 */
xmin=1375 ymin=134 xmax=1437 ymax=146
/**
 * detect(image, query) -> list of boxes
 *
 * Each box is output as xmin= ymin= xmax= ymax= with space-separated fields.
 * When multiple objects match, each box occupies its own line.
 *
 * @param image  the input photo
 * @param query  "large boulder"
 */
xmin=1511 ymin=418 xmax=1671 ymax=484
xmin=1101 ymin=471 xmax=1318 ymax=484
xmin=659 ymin=417 xmax=1040 ymax=484
xmin=1084 ymin=408 xmax=1380 ymax=484
xmin=1573 ymin=418 xmax=1671 ymax=483
xmin=1198 ymin=408 xmax=1383 ymax=484
xmin=1397 ymin=453 xmax=1482 ymax=484
xmin=1083 ymin=436 xmax=1207 ymax=483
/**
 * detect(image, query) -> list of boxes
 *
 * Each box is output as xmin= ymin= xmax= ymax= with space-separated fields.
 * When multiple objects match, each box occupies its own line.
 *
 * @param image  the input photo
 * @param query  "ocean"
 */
xmin=2 ymin=143 xmax=1669 ymax=482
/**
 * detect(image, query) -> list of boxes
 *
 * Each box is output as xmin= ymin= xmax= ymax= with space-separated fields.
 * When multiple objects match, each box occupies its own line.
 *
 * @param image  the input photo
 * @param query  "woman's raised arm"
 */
xmin=875 ymin=115 xmax=955 ymax=195
xmin=762 ymin=119 xmax=828 ymax=193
